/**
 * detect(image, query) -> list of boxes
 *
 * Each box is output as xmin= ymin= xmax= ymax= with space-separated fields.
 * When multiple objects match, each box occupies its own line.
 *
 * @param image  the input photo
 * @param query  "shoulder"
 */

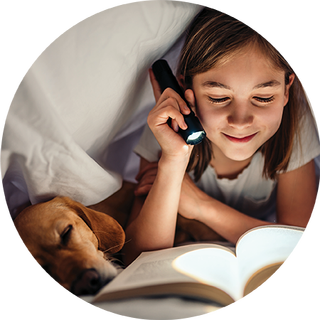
xmin=287 ymin=108 xmax=320 ymax=172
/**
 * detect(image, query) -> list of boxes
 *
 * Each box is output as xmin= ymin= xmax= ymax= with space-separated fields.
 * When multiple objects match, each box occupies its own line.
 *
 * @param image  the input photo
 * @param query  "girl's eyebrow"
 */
xmin=253 ymin=80 xmax=281 ymax=89
xmin=202 ymin=81 xmax=231 ymax=90
xmin=202 ymin=80 xmax=281 ymax=90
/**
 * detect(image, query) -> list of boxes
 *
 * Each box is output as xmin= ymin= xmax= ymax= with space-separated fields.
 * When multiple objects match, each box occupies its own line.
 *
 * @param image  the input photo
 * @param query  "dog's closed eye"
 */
xmin=61 ymin=224 xmax=73 ymax=245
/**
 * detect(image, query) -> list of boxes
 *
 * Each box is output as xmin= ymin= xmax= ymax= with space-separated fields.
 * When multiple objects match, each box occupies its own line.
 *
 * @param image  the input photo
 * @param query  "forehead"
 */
xmin=21 ymin=200 xmax=74 ymax=223
xmin=214 ymin=42 xmax=282 ymax=73
xmin=194 ymin=45 xmax=285 ymax=88
xmin=18 ymin=209 xmax=89 ymax=265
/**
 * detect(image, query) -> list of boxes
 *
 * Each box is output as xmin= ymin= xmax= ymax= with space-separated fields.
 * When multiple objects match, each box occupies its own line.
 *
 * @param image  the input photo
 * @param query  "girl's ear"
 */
xmin=184 ymin=89 xmax=197 ymax=114
xmin=284 ymin=73 xmax=295 ymax=106
xmin=177 ymin=74 xmax=185 ymax=88
xmin=178 ymin=74 xmax=197 ymax=114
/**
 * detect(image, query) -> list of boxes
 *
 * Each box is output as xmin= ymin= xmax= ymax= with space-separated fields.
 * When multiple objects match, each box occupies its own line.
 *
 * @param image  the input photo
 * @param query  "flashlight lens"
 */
xmin=186 ymin=131 xmax=206 ymax=145
xmin=188 ymin=132 xmax=203 ymax=141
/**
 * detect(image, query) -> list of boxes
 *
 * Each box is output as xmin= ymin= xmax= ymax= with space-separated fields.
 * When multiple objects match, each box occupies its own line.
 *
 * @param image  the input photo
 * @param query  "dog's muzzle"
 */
xmin=71 ymin=268 xmax=113 ymax=296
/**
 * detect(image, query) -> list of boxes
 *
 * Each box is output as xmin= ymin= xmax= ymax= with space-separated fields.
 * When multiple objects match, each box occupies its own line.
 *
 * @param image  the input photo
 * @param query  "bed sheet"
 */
xmin=1 ymin=1 xmax=202 ymax=219
xmin=82 ymin=295 xmax=222 ymax=319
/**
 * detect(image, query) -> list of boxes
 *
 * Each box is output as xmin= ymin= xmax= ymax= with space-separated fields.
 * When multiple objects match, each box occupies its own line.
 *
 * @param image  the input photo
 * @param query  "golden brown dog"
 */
xmin=14 ymin=181 xmax=135 ymax=296
xmin=14 ymin=180 xmax=223 ymax=296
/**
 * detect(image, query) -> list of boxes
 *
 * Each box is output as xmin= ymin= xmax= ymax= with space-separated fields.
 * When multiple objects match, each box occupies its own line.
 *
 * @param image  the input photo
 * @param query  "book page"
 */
xmin=172 ymin=247 xmax=241 ymax=301
xmin=95 ymin=243 xmax=225 ymax=297
xmin=236 ymin=225 xmax=303 ymax=293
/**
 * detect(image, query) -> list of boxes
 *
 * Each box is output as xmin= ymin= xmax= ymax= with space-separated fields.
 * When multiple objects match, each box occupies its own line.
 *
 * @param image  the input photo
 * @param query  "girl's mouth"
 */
xmin=223 ymin=132 xmax=257 ymax=143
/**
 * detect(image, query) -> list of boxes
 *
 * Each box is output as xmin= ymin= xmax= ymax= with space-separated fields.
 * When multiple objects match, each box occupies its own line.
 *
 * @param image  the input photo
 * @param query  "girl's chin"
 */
xmin=209 ymin=136 xmax=262 ymax=162
xmin=219 ymin=147 xmax=258 ymax=162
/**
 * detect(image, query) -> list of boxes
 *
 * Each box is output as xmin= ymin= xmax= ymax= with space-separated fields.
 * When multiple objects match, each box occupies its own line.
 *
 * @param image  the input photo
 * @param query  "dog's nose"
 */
xmin=71 ymin=269 xmax=107 ymax=296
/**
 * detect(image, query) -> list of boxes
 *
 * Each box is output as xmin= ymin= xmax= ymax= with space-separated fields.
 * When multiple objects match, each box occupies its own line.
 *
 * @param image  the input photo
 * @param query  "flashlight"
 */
xmin=151 ymin=59 xmax=206 ymax=145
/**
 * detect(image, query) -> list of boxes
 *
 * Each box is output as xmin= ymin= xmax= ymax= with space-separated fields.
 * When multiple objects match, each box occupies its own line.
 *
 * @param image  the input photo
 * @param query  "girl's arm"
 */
xmin=123 ymin=69 xmax=193 ymax=265
xmin=124 ymin=155 xmax=188 ymax=265
xmin=131 ymin=160 xmax=271 ymax=248
xmin=276 ymin=159 xmax=317 ymax=226
xmin=178 ymin=160 xmax=317 ymax=244
xmin=177 ymin=173 xmax=271 ymax=244
xmin=134 ymin=159 xmax=317 ymax=247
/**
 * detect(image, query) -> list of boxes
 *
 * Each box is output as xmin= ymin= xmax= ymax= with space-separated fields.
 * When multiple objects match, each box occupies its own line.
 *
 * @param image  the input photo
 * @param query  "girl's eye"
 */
xmin=253 ymin=96 xmax=275 ymax=104
xmin=208 ymin=96 xmax=230 ymax=104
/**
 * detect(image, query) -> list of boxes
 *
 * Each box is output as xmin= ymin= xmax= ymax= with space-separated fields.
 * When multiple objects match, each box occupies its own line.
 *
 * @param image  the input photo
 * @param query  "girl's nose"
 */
xmin=227 ymin=104 xmax=253 ymax=129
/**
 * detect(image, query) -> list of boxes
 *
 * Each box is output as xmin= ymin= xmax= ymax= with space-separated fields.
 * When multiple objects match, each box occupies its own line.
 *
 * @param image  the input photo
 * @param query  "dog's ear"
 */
xmin=63 ymin=197 xmax=125 ymax=254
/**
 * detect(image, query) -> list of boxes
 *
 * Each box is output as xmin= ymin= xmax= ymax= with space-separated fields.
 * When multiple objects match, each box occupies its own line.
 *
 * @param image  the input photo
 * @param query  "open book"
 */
xmin=93 ymin=225 xmax=303 ymax=306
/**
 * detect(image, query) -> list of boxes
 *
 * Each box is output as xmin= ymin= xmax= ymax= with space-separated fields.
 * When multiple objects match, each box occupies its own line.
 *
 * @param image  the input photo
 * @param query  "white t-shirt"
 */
xmin=135 ymin=109 xmax=320 ymax=222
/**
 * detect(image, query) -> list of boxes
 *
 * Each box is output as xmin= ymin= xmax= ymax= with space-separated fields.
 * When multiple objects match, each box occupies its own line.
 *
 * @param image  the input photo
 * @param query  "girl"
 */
xmin=124 ymin=8 xmax=320 ymax=264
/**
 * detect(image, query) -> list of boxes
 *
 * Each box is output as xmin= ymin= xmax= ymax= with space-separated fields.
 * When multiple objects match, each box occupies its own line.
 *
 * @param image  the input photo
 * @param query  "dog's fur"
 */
xmin=14 ymin=181 xmax=223 ymax=296
xmin=14 ymin=181 xmax=135 ymax=296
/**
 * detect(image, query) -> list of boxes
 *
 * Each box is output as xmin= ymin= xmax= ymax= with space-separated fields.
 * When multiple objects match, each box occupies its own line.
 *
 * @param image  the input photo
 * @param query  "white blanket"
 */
xmin=1 ymin=1 xmax=202 ymax=218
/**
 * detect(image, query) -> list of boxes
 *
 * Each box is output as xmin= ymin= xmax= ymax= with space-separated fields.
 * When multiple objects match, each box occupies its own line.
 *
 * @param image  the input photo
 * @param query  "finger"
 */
xmin=135 ymin=162 xmax=158 ymax=181
xmin=137 ymin=174 xmax=157 ymax=189
xmin=135 ymin=172 xmax=157 ymax=193
xmin=134 ymin=182 xmax=151 ymax=196
xmin=150 ymin=102 xmax=188 ymax=131
xmin=136 ymin=172 xmax=157 ymax=188
xmin=149 ymin=68 xmax=162 ymax=102
xmin=149 ymin=65 xmax=190 ymax=116
xmin=161 ymin=88 xmax=190 ymax=117
xmin=171 ymin=119 xmax=179 ymax=133
xmin=134 ymin=184 xmax=152 ymax=196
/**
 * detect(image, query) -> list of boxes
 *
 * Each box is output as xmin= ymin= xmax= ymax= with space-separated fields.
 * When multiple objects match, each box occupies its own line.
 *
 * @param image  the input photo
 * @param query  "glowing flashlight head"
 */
xmin=186 ymin=131 xmax=206 ymax=145
xmin=179 ymin=110 xmax=206 ymax=145
xmin=151 ymin=59 xmax=206 ymax=145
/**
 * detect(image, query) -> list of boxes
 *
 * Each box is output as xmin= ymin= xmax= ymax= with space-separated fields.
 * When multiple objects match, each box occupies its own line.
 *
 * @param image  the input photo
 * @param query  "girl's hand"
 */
xmin=178 ymin=173 xmax=209 ymax=220
xmin=134 ymin=161 xmax=158 ymax=196
xmin=148 ymin=69 xmax=193 ymax=161
xmin=135 ymin=161 xmax=209 ymax=220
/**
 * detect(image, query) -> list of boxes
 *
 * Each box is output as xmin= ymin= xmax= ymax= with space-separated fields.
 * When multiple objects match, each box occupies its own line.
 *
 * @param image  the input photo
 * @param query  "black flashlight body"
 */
xmin=151 ymin=59 xmax=206 ymax=145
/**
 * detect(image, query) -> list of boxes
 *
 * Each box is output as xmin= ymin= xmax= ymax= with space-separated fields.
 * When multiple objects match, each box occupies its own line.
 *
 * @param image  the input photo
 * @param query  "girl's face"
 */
xmin=191 ymin=46 xmax=294 ymax=162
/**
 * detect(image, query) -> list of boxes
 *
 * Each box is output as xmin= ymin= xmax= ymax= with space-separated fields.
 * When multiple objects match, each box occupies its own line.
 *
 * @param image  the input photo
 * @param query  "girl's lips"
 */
xmin=223 ymin=132 xmax=257 ymax=143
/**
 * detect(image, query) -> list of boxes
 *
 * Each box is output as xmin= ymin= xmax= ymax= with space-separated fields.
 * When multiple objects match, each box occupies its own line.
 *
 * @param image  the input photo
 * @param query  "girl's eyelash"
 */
xmin=208 ymin=97 xmax=230 ymax=104
xmin=208 ymin=96 xmax=275 ymax=104
xmin=253 ymin=96 xmax=275 ymax=103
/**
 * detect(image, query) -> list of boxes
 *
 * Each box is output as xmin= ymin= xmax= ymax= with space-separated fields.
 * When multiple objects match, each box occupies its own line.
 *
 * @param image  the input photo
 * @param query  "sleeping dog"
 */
xmin=14 ymin=180 xmax=223 ymax=296
xmin=14 ymin=181 xmax=135 ymax=296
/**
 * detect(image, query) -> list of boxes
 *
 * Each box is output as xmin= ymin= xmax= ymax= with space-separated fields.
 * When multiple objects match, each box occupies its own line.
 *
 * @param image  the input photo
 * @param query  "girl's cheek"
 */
xmin=199 ymin=108 xmax=225 ymax=128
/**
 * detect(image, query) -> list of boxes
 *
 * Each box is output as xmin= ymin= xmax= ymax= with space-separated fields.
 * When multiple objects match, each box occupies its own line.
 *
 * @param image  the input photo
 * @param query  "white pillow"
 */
xmin=2 ymin=1 xmax=202 ymax=216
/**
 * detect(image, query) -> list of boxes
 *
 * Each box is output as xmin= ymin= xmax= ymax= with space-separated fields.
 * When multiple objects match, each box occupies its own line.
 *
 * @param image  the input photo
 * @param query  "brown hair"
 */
xmin=178 ymin=7 xmax=310 ymax=180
